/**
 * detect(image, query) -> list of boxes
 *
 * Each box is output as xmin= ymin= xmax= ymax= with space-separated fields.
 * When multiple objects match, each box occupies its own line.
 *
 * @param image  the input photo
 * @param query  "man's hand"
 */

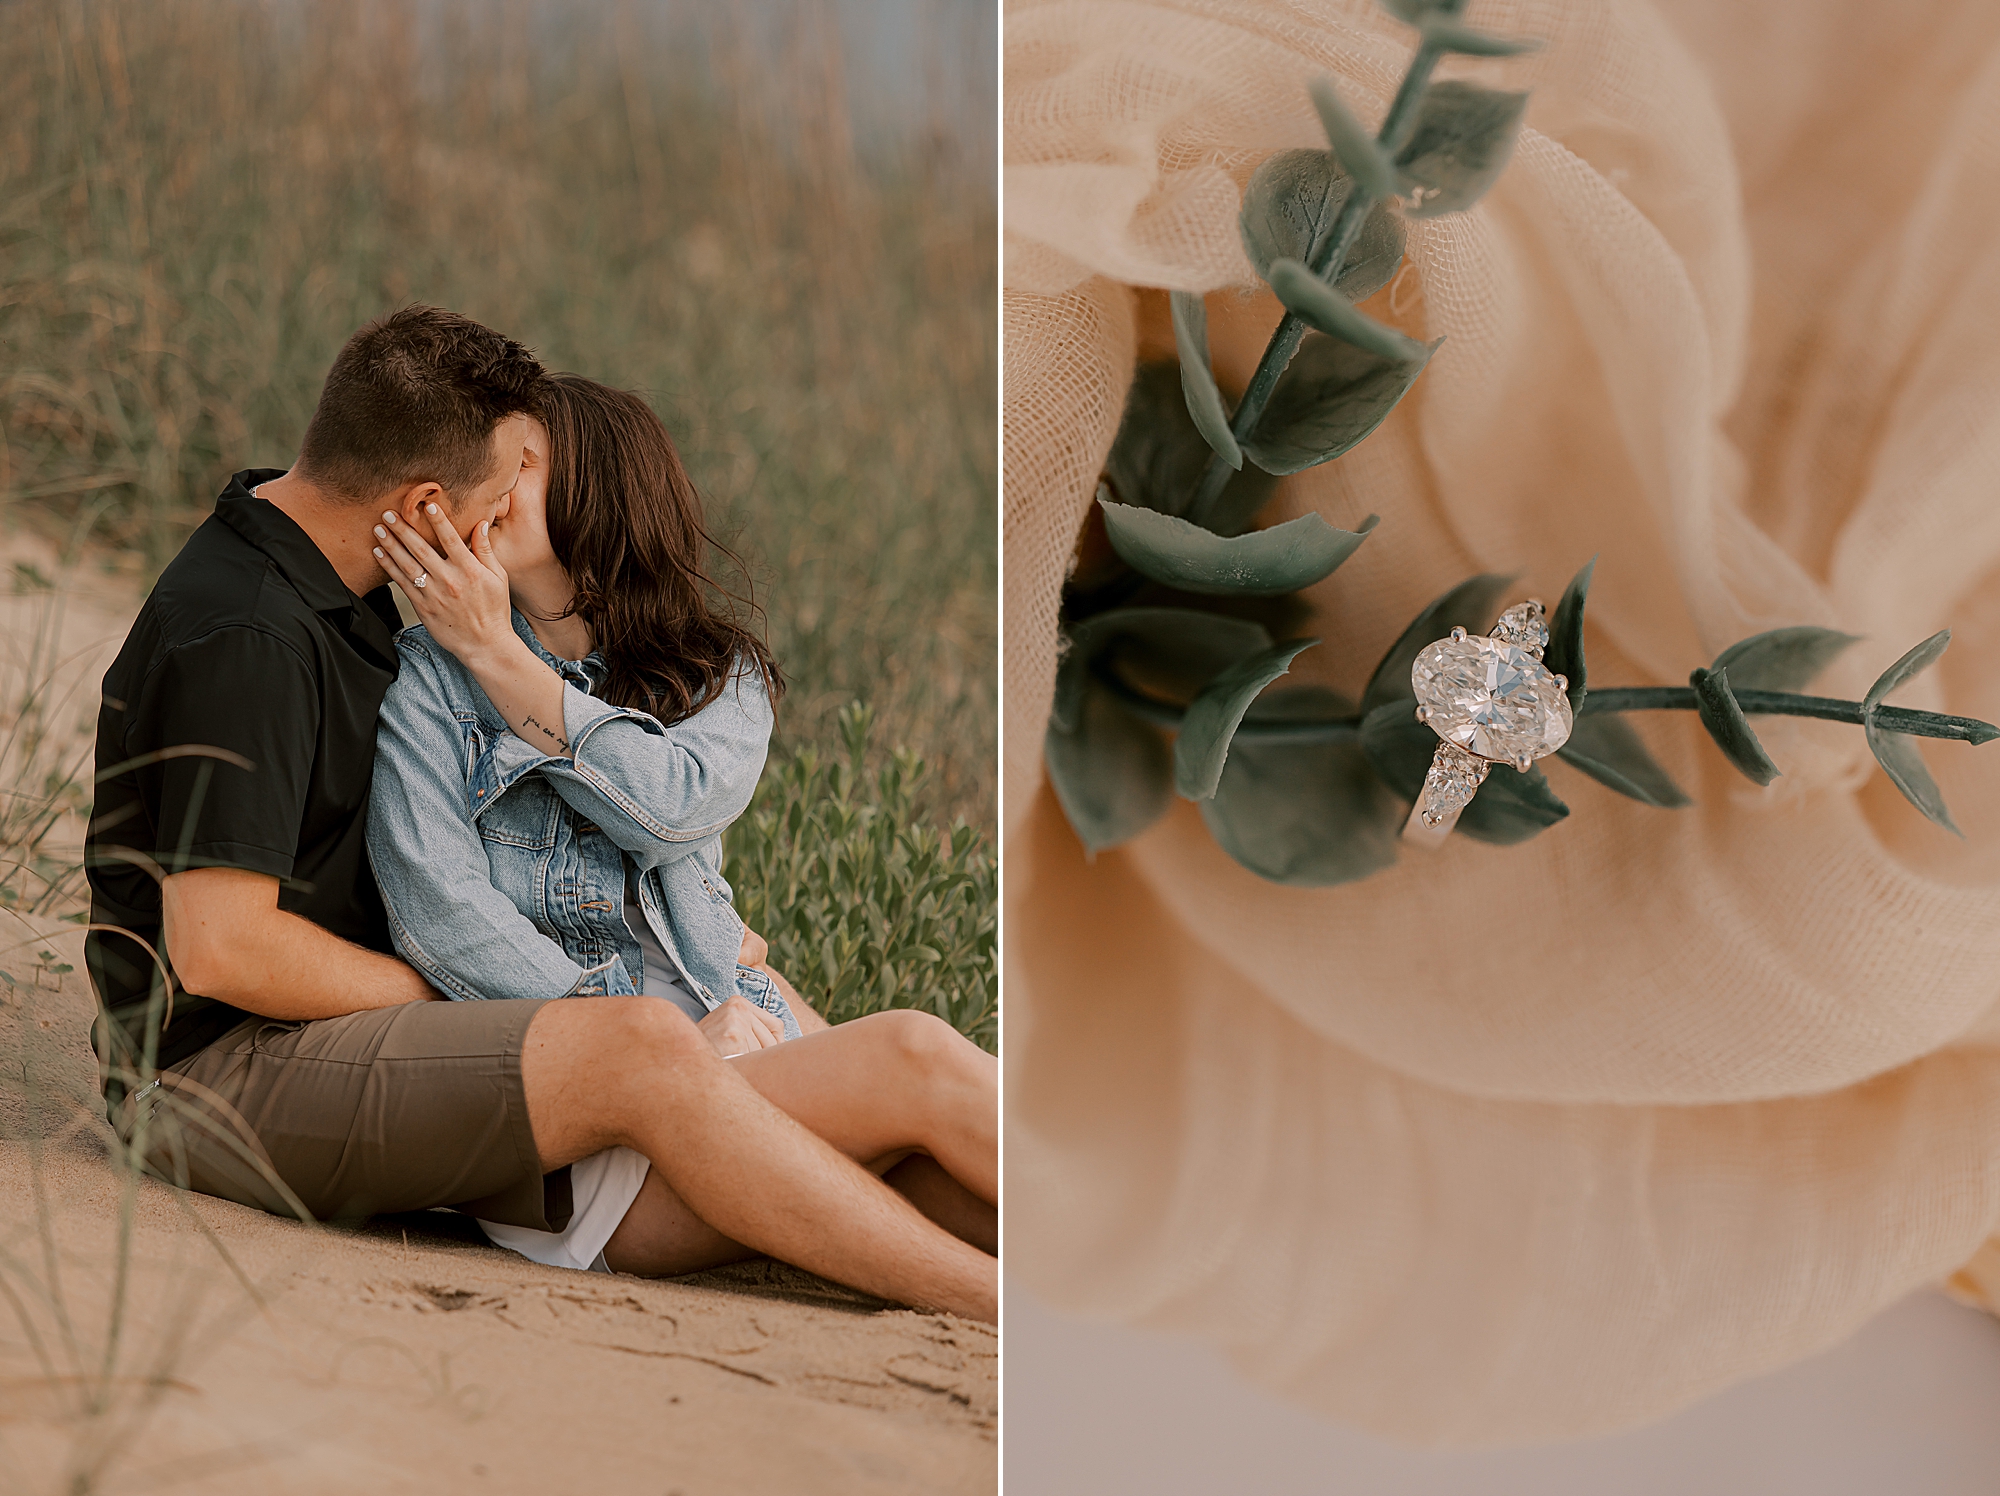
xmin=697 ymin=994 xmax=785 ymax=1059
xmin=735 ymin=925 xmax=830 ymax=1034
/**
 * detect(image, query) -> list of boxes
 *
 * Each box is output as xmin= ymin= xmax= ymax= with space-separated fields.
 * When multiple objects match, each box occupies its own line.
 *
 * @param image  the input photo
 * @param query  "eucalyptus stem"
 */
xmin=1184 ymin=32 xmax=1451 ymax=521
xmin=1093 ymin=662 xmax=2000 ymax=746
xmin=1582 ymin=687 xmax=2000 ymax=743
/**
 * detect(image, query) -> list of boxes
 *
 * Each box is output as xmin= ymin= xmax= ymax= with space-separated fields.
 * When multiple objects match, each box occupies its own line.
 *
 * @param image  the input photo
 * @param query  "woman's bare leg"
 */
xmin=602 ymin=1010 xmax=998 ymax=1274
xmin=520 ymin=998 xmax=993 ymax=1318
xmin=730 ymin=1009 xmax=998 ymax=1201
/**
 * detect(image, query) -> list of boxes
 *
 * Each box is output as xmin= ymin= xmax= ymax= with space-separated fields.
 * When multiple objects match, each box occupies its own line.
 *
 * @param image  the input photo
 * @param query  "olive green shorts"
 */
xmin=121 ymin=998 xmax=572 ymax=1231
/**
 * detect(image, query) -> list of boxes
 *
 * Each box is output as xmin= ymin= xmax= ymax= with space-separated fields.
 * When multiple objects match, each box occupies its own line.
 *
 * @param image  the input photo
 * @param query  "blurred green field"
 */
xmin=0 ymin=0 xmax=997 ymax=823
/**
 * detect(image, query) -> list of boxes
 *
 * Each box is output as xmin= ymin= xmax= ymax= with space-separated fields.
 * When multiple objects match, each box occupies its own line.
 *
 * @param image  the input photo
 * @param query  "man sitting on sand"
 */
xmin=83 ymin=306 xmax=995 ymax=1322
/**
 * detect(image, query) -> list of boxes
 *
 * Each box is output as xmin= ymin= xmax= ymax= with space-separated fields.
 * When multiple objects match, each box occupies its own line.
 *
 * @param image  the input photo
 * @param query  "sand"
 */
xmin=0 ymin=531 xmax=997 ymax=1494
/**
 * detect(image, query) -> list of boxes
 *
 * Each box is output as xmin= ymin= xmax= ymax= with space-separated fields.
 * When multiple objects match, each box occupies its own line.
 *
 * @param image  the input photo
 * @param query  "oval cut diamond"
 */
xmin=1411 ymin=634 xmax=1573 ymax=764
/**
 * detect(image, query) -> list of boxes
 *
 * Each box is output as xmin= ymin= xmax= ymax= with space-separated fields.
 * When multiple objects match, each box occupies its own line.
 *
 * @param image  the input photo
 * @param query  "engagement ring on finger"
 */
xmin=413 ymin=571 xmax=429 ymax=589
xmin=1404 ymin=599 xmax=1573 ymax=843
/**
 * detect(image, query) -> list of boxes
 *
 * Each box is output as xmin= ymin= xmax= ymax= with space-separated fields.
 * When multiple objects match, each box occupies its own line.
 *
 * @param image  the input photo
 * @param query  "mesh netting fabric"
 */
xmin=1005 ymin=0 xmax=2000 ymax=1442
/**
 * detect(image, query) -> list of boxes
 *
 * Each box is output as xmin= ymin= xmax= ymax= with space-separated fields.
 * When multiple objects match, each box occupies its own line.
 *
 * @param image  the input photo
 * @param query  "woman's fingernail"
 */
xmin=373 ymin=547 xmax=384 ymax=558
xmin=482 ymin=522 xmax=490 ymax=535
xmin=383 ymin=512 xmax=397 ymax=523
xmin=427 ymin=503 xmax=440 ymax=514
xmin=373 ymin=526 xmax=385 ymax=538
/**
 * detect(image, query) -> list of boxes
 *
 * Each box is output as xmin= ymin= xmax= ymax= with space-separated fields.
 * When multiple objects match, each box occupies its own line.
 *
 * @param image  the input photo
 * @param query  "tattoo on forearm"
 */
xmin=523 ymin=714 xmax=570 ymax=751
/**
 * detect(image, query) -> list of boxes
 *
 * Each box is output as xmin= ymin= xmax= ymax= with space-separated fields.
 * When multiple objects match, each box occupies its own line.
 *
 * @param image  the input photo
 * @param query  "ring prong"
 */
xmin=1553 ymin=673 xmax=1568 ymax=691
xmin=1449 ymin=626 xmax=1467 ymax=642
xmin=1515 ymin=753 xmax=1532 ymax=773
xmin=1414 ymin=705 xmax=1429 ymax=723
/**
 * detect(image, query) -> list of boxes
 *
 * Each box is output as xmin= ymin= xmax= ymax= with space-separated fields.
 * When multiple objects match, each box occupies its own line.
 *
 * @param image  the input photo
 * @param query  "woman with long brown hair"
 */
xmin=362 ymin=374 xmax=996 ymax=1297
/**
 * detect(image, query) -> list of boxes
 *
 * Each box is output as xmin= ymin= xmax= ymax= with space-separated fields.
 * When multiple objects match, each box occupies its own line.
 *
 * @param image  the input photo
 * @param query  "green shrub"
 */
xmin=727 ymin=703 xmax=995 ymax=1051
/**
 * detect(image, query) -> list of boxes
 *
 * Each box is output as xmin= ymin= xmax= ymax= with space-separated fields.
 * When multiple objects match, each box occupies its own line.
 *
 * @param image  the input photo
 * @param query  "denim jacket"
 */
xmin=366 ymin=611 xmax=793 ymax=1032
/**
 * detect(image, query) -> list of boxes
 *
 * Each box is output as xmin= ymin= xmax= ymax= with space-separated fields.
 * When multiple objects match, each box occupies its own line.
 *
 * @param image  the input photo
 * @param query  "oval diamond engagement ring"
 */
xmin=1404 ymin=599 xmax=1573 ymax=842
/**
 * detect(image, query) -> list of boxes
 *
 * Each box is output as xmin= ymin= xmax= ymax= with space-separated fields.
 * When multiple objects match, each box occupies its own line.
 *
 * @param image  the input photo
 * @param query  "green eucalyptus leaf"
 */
xmin=1099 ymin=499 xmax=1379 ymax=596
xmin=1170 ymin=291 xmax=1243 ymax=471
xmin=1458 ymin=761 xmax=1570 ymax=844
xmin=1691 ymin=666 xmax=1780 ymax=786
xmin=1359 ymin=698 xmax=1569 ymax=843
xmin=1097 ymin=608 xmax=1275 ymax=702
xmin=1359 ymin=697 xmax=1441 ymax=798
xmin=1361 ymin=573 xmax=1515 ymax=712
xmin=1204 ymin=691 xmax=1402 ymax=886
xmin=1191 ymin=462 xmax=1282 ymax=539
xmin=1268 ymin=258 xmax=1428 ymax=362
xmin=1308 ymin=76 xmax=1399 ymax=200
xmin=1243 ymin=681 xmax=1356 ymax=722
xmin=1053 ymin=606 xmax=1273 ymax=731
xmin=1396 ymin=80 xmax=1529 ymax=218
xmin=1380 ymin=0 xmax=1458 ymax=21
xmin=1862 ymin=630 xmax=1960 ymax=834
xmin=1544 ymin=557 xmax=1594 ymax=708
xmin=1103 ymin=362 xmax=1220 ymax=520
xmin=1103 ymin=362 xmax=1282 ymax=528
xmin=1867 ymin=730 xmax=1959 ymax=835
xmin=1557 ymin=714 xmax=1690 ymax=807
xmin=1242 ymin=331 xmax=1436 ymax=476
xmin=1418 ymin=15 xmax=1541 ymax=56
xmin=1238 ymin=149 xmax=1408 ymax=301
xmin=1175 ymin=640 xmax=1319 ymax=800
xmin=1862 ymin=630 xmax=1951 ymax=716
xmin=1045 ymin=682 xmax=1173 ymax=853
xmin=1712 ymin=626 xmax=1863 ymax=692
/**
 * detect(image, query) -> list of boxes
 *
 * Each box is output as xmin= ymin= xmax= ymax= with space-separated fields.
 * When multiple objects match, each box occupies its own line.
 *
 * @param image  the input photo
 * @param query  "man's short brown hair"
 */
xmin=296 ymin=306 xmax=544 ymax=502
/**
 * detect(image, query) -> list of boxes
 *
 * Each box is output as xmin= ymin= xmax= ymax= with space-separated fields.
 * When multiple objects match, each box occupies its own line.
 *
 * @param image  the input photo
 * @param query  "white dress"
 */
xmin=476 ymin=882 xmax=708 ymax=1272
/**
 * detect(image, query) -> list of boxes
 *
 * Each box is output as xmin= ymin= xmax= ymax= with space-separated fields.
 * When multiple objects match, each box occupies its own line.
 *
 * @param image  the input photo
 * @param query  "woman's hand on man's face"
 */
xmin=373 ymin=503 xmax=517 ymax=668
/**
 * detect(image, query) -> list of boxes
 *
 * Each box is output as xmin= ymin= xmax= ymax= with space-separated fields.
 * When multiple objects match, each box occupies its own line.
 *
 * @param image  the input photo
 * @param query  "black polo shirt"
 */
xmin=86 ymin=470 xmax=404 ymax=1089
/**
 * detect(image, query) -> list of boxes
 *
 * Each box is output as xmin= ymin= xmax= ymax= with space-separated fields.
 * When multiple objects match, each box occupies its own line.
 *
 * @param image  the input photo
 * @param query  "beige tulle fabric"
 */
xmin=1004 ymin=0 xmax=2000 ymax=1443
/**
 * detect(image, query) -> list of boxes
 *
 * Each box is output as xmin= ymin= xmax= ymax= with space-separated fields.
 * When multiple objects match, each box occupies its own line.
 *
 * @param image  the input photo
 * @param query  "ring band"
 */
xmin=413 ymin=571 xmax=429 ymax=589
xmin=1403 ymin=598 xmax=1573 ymax=844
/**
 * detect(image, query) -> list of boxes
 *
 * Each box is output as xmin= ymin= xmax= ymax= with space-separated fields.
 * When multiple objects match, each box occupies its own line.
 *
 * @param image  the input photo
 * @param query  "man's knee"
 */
xmin=533 ymin=994 xmax=711 ymax=1076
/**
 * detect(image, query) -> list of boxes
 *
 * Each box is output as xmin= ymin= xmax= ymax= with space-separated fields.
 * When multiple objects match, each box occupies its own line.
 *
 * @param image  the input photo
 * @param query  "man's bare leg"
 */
xmin=520 ymin=997 xmax=996 ymax=1321
xmin=601 ymin=1009 xmax=999 ymax=1274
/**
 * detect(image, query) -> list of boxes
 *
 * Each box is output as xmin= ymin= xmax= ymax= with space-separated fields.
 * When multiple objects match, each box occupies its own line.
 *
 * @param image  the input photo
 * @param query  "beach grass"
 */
xmin=0 ymin=0 xmax=997 ymax=823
